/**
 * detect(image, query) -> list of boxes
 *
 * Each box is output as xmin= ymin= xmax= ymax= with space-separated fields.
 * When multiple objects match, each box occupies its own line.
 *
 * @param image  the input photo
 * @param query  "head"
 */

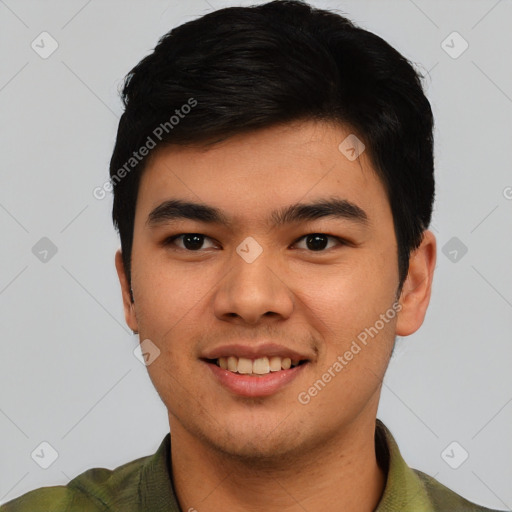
xmin=111 ymin=0 xmax=436 ymax=461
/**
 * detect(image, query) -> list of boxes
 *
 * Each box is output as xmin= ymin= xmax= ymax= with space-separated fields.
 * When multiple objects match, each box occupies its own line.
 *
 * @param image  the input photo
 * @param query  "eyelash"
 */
xmin=162 ymin=233 xmax=348 ymax=252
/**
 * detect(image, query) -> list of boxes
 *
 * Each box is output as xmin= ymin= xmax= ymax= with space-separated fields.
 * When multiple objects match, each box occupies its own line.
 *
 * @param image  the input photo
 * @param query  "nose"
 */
xmin=212 ymin=248 xmax=294 ymax=325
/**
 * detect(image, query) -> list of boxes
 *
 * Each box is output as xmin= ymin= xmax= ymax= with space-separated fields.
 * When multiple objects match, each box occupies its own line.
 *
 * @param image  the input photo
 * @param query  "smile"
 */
xmin=212 ymin=356 xmax=305 ymax=376
xmin=204 ymin=357 xmax=309 ymax=397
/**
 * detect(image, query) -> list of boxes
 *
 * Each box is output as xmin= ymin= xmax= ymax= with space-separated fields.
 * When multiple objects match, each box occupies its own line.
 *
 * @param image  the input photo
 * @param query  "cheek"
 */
xmin=298 ymin=253 xmax=396 ymax=341
xmin=131 ymin=248 xmax=213 ymax=330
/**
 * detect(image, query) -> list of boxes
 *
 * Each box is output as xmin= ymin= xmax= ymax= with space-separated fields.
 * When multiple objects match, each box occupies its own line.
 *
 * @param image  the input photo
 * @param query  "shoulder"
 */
xmin=414 ymin=469 xmax=505 ymax=512
xmin=0 ymin=453 xmax=150 ymax=512
xmin=375 ymin=420 xmax=505 ymax=512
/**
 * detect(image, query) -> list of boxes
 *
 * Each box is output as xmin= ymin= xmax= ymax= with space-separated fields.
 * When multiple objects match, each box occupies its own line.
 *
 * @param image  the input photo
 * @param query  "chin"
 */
xmin=199 ymin=418 xmax=309 ymax=465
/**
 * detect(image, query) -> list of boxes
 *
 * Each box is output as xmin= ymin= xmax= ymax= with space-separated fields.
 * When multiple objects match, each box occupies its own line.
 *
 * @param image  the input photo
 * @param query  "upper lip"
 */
xmin=201 ymin=343 xmax=312 ymax=361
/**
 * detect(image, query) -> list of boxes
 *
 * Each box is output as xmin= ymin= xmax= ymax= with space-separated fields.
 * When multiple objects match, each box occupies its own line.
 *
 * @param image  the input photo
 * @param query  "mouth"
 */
xmin=204 ymin=356 xmax=308 ymax=375
xmin=202 ymin=356 xmax=310 ymax=397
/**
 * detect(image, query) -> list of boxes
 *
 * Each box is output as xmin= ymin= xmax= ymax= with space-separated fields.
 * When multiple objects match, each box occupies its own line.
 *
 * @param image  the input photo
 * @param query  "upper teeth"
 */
xmin=217 ymin=356 xmax=301 ymax=375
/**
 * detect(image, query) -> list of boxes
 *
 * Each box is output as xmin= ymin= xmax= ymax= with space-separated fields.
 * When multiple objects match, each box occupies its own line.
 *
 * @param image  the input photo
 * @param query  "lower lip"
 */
xmin=205 ymin=361 xmax=308 ymax=397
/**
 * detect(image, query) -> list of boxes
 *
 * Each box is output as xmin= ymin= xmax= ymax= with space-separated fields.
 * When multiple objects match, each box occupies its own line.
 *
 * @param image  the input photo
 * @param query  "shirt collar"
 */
xmin=138 ymin=432 xmax=180 ymax=511
xmin=374 ymin=419 xmax=435 ymax=512
xmin=139 ymin=420 xmax=435 ymax=512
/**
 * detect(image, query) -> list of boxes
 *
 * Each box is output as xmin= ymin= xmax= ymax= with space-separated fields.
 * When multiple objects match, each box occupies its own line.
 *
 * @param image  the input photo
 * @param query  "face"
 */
xmin=116 ymin=120 xmax=435 ymax=461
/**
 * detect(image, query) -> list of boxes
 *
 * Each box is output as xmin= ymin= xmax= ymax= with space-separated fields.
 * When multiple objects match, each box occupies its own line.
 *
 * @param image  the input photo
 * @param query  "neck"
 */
xmin=169 ymin=417 xmax=386 ymax=512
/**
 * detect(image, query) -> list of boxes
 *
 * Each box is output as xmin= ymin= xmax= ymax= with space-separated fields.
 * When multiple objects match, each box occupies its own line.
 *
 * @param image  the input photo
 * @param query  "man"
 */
xmin=2 ymin=1 xmax=504 ymax=511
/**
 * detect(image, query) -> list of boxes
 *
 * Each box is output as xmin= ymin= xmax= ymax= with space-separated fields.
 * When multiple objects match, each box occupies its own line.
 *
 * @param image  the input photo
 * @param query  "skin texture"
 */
xmin=115 ymin=120 xmax=437 ymax=512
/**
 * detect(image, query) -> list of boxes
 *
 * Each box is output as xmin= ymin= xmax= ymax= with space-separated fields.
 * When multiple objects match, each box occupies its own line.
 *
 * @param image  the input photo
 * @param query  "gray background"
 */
xmin=1 ymin=0 xmax=511 ymax=508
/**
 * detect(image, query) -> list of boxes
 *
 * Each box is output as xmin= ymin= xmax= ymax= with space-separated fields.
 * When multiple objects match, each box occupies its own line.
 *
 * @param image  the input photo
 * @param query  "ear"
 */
xmin=396 ymin=230 xmax=437 ymax=337
xmin=115 ymin=249 xmax=139 ymax=333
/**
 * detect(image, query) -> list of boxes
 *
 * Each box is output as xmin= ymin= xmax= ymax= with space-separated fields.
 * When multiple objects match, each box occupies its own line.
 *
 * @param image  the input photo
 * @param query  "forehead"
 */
xmin=135 ymin=120 xmax=389 ymax=227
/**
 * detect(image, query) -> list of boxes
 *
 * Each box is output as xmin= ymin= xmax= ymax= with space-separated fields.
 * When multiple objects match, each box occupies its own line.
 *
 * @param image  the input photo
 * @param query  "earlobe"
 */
xmin=114 ymin=249 xmax=139 ymax=333
xmin=395 ymin=230 xmax=437 ymax=337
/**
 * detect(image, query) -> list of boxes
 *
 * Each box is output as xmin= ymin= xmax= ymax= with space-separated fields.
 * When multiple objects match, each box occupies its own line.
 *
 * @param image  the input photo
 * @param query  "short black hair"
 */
xmin=110 ymin=0 xmax=435 ymax=299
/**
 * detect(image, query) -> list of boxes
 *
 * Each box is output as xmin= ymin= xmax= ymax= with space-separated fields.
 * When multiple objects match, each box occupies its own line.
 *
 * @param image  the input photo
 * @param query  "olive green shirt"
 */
xmin=1 ymin=420 xmax=504 ymax=511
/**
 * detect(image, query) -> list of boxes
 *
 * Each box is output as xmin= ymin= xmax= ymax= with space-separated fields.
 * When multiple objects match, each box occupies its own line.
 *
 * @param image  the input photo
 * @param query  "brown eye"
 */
xmin=294 ymin=233 xmax=343 ymax=251
xmin=164 ymin=233 xmax=217 ymax=251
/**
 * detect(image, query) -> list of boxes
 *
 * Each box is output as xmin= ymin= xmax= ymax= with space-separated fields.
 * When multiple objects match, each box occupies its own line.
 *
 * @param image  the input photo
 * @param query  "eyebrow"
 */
xmin=146 ymin=197 xmax=369 ymax=229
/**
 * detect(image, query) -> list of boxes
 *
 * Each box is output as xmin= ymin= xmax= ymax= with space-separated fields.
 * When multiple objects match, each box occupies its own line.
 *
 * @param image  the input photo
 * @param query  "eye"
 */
xmin=163 ymin=232 xmax=346 ymax=252
xmin=163 ymin=233 xmax=218 ymax=251
xmin=293 ymin=233 xmax=345 ymax=251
